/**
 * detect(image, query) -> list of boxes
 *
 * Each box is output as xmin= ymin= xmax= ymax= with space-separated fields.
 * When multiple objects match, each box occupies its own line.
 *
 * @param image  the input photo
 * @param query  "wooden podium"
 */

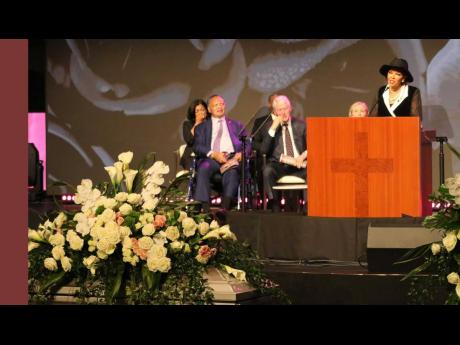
xmin=307 ymin=117 xmax=428 ymax=218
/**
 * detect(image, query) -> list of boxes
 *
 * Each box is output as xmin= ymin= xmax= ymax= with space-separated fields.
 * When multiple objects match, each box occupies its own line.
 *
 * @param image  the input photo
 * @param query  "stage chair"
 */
xmin=262 ymin=153 xmax=307 ymax=213
xmin=185 ymin=152 xmax=223 ymax=205
xmin=174 ymin=144 xmax=189 ymax=178
xmin=272 ymin=175 xmax=307 ymax=213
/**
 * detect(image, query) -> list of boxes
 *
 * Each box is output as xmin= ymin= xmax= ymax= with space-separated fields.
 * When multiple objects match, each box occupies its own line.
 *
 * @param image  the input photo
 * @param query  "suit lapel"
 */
xmin=206 ymin=120 xmax=212 ymax=150
xmin=226 ymin=118 xmax=239 ymax=151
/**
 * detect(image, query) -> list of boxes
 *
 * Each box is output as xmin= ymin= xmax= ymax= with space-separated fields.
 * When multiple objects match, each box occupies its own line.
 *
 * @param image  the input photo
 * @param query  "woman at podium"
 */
xmin=369 ymin=58 xmax=422 ymax=122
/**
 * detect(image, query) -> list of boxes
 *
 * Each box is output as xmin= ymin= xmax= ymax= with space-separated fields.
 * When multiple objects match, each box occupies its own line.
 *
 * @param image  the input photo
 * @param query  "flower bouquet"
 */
xmin=399 ymin=173 xmax=460 ymax=304
xmin=28 ymin=151 xmax=289 ymax=304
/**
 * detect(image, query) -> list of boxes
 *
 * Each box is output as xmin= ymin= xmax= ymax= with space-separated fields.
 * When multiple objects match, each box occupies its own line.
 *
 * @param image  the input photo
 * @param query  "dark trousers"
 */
xmin=263 ymin=161 xmax=306 ymax=200
xmin=194 ymin=158 xmax=240 ymax=203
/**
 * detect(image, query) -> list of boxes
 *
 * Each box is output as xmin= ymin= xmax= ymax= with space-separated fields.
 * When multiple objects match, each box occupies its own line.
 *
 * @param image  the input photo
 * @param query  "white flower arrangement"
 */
xmin=27 ymin=151 xmax=270 ymax=305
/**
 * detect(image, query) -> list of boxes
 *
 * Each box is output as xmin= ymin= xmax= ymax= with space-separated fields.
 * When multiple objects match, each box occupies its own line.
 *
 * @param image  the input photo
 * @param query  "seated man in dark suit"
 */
xmin=260 ymin=95 xmax=307 ymax=212
xmin=250 ymin=93 xmax=279 ymax=200
xmin=193 ymin=95 xmax=251 ymax=212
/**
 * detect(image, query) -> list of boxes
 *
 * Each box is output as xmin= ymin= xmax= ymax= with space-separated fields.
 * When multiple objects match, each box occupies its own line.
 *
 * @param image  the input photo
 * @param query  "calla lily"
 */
xmin=104 ymin=166 xmax=117 ymax=186
xmin=124 ymin=169 xmax=138 ymax=193
xmin=223 ymin=265 xmax=247 ymax=282
xmin=28 ymin=228 xmax=45 ymax=242
xmin=114 ymin=162 xmax=124 ymax=184
xmin=118 ymin=151 xmax=133 ymax=164
xmin=118 ymin=151 xmax=133 ymax=170
xmin=28 ymin=241 xmax=40 ymax=252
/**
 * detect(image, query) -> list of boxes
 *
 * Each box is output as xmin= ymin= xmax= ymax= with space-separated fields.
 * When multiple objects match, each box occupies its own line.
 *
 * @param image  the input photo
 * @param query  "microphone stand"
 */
xmin=435 ymin=137 xmax=448 ymax=186
xmin=237 ymin=110 xmax=270 ymax=212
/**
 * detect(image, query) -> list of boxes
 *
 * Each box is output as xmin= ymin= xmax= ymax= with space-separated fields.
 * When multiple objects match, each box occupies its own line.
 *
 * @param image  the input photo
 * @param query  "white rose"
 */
xmin=146 ymin=257 xmax=159 ymax=271
xmin=101 ymin=208 xmax=115 ymax=223
xmin=170 ymin=241 xmax=184 ymax=251
xmin=195 ymin=254 xmax=209 ymax=264
xmin=152 ymin=234 xmax=166 ymax=247
xmin=182 ymin=217 xmax=197 ymax=237
xmin=148 ymin=244 xmax=167 ymax=258
xmin=76 ymin=223 xmax=90 ymax=236
xmin=94 ymin=196 xmax=108 ymax=208
xmin=103 ymin=198 xmax=118 ymax=210
xmin=97 ymin=250 xmax=109 ymax=260
xmin=140 ymin=213 xmax=154 ymax=224
xmin=83 ymin=255 xmax=99 ymax=268
xmin=147 ymin=256 xmax=171 ymax=273
xmin=156 ymin=257 xmax=171 ymax=272
xmin=445 ymin=177 xmax=456 ymax=189
xmin=96 ymin=238 xmax=111 ymax=252
xmin=69 ymin=235 xmax=84 ymax=251
xmin=61 ymin=256 xmax=72 ymax=272
xmin=431 ymin=243 xmax=441 ymax=255
xmin=130 ymin=256 xmax=139 ymax=266
xmin=65 ymin=230 xmax=77 ymax=241
xmin=49 ymin=233 xmax=65 ymax=247
xmin=177 ymin=211 xmax=187 ymax=222
xmin=138 ymin=236 xmax=154 ymax=251
xmin=165 ymin=226 xmax=180 ymax=241
xmin=447 ymin=272 xmax=460 ymax=285
xmin=28 ymin=241 xmax=40 ymax=252
xmin=142 ymin=224 xmax=156 ymax=236
xmin=118 ymin=151 xmax=133 ymax=165
xmin=127 ymin=193 xmax=142 ymax=205
xmin=135 ymin=222 xmax=142 ymax=230
xmin=44 ymin=258 xmax=58 ymax=271
xmin=119 ymin=226 xmax=132 ymax=238
xmin=119 ymin=203 xmax=133 ymax=216
xmin=73 ymin=212 xmax=87 ymax=223
xmin=83 ymin=208 xmax=94 ymax=218
xmin=122 ymin=236 xmax=133 ymax=248
xmin=198 ymin=222 xmax=210 ymax=236
xmin=443 ymin=232 xmax=458 ymax=252
xmin=209 ymin=220 xmax=219 ymax=229
xmin=115 ymin=192 xmax=129 ymax=202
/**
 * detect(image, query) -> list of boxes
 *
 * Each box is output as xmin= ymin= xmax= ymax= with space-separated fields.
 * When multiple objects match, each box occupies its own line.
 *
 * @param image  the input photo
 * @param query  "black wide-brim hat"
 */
xmin=379 ymin=58 xmax=413 ymax=83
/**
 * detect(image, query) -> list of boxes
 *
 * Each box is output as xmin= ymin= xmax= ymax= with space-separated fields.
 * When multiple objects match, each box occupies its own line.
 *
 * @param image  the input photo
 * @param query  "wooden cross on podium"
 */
xmin=330 ymin=132 xmax=393 ymax=217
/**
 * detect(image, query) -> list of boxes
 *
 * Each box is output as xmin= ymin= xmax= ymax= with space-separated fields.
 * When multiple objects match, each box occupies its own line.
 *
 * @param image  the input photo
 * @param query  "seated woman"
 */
xmin=348 ymin=101 xmax=369 ymax=117
xmin=180 ymin=99 xmax=210 ymax=171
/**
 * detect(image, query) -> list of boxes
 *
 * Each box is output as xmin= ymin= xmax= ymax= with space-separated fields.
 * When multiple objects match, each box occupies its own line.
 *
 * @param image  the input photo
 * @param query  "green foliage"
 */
xmin=401 ymin=180 xmax=460 ymax=304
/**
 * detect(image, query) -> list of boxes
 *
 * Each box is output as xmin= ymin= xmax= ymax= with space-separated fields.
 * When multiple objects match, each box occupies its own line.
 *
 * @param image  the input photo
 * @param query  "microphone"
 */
xmin=369 ymin=85 xmax=388 ymax=116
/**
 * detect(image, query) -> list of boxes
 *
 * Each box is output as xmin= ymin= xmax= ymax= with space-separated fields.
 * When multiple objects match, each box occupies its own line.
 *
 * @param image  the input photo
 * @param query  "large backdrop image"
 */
xmin=45 ymin=39 xmax=459 ymax=193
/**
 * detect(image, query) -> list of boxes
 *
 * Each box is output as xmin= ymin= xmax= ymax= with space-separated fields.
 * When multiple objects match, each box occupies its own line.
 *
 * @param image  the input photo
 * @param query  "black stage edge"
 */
xmin=226 ymin=211 xmax=424 ymax=262
xmin=262 ymin=262 xmax=446 ymax=305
